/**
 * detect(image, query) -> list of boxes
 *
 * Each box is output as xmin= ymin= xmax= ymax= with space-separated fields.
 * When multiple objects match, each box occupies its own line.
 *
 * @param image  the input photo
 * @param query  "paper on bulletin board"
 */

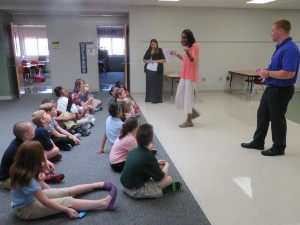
xmin=87 ymin=48 xmax=95 ymax=56
xmin=86 ymin=42 xmax=95 ymax=55
xmin=52 ymin=41 xmax=60 ymax=49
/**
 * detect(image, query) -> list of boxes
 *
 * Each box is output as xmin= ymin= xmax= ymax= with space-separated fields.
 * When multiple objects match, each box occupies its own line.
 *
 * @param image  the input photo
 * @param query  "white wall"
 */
xmin=13 ymin=7 xmax=300 ymax=93
xmin=129 ymin=7 xmax=300 ymax=93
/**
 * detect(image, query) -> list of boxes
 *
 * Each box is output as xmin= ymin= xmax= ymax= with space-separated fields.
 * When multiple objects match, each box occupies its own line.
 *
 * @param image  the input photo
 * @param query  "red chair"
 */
xmin=30 ymin=60 xmax=39 ymax=75
xmin=21 ymin=60 xmax=32 ymax=84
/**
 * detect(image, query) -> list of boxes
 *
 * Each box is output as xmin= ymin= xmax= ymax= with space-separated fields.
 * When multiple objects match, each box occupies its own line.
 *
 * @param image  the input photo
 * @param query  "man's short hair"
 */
xmin=273 ymin=19 xmax=291 ymax=34
xmin=136 ymin=123 xmax=153 ymax=147
xmin=32 ymin=110 xmax=46 ymax=126
xmin=13 ymin=122 xmax=32 ymax=140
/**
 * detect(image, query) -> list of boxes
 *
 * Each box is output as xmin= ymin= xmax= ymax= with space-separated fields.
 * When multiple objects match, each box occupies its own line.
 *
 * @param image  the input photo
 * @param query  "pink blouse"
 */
xmin=109 ymin=133 xmax=137 ymax=164
xmin=180 ymin=42 xmax=200 ymax=82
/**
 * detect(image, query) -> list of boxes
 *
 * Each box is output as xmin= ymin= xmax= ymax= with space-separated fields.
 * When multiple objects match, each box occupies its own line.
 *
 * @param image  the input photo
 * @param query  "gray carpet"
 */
xmin=0 ymin=92 xmax=211 ymax=225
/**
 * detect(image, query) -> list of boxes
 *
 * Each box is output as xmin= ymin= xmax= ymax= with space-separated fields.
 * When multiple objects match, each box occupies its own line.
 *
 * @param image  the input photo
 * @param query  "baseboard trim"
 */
xmin=0 ymin=94 xmax=17 ymax=100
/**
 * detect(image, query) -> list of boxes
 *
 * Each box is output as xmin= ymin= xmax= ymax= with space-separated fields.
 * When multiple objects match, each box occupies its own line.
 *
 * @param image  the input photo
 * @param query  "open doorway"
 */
xmin=12 ymin=25 xmax=52 ymax=94
xmin=97 ymin=26 xmax=128 ymax=92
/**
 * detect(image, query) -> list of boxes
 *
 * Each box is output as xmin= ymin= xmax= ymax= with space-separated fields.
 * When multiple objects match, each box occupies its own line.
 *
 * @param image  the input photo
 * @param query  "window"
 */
xmin=99 ymin=37 xmax=125 ymax=55
xmin=24 ymin=37 xmax=49 ymax=56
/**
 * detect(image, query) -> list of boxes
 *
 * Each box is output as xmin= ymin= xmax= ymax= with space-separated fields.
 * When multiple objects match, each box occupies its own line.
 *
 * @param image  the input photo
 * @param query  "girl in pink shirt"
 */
xmin=171 ymin=29 xmax=200 ymax=128
xmin=109 ymin=116 xmax=139 ymax=172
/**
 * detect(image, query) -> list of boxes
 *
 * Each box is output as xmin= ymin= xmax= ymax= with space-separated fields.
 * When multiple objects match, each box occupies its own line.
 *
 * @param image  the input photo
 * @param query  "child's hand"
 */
xmin=95 ymin=147 xmax=104 ymax=154
xmin=87 ymin=98 xmax=93 ymax=105
xmin=158 ymin=160 xmax=166 ymax=166
xmin=66 ymin=208 xmax=78 ymax=218
xmin=38 ymin=172 xmax=46 ymax=181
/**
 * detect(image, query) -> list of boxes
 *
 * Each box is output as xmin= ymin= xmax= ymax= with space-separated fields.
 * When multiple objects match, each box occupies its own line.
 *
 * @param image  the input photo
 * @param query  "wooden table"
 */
xmin=164 ymin=72 xmax=180 ymax=103
xmin=228 ymin=70 xmax=260 ymax=92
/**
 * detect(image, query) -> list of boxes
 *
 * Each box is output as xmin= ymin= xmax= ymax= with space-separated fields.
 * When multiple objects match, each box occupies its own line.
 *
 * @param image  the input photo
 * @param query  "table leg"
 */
xmin=230 ymin=74 xmax=233 ymax=87
xmin=170 ymin=78 xmax=174 ymax=103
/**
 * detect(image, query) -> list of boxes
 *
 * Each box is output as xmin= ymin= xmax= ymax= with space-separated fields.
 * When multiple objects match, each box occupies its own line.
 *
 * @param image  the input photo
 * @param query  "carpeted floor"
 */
xmin=286 ymin=92 xmax=300 ymax=124
xmin=0 ymin=92 xmax=211 ymax=225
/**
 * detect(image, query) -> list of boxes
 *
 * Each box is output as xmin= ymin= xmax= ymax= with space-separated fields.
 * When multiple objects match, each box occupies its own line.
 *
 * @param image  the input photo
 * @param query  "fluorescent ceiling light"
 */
xmin=247 ymin=0 xmax=276 ymax=4
xmin=158 ymin=0 xmax=180 ymax=2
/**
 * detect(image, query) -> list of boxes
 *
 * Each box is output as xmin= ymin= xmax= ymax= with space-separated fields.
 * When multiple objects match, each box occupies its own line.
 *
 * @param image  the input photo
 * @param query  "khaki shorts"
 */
xmin=123 ymin=179 xmax=163 ymax=199
xmin=15 ymin=188 xmax=73 ymax=220
xmin=59 ymin=112 xmax=77 ymax=129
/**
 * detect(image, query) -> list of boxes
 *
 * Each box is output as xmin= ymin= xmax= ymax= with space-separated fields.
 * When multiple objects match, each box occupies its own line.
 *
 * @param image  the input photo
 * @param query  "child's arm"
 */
xmin=53 ymin=125 xmax=80 ymax=145
xmin=54 ymin=113 xmax=75 ymax=122
xmin=96 ymin=132 xmax=106 ymax=154
xmin=34 ymin=190 xmax=78 ymax=218
xmin=76 ymin=107 xmax=89 ymax=120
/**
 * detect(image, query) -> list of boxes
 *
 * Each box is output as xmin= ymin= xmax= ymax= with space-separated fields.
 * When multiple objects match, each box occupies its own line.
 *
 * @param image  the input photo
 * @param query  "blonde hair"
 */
xmin=32 ymin=110 xmax=46 ymax=126
xmin=79 ymin=82 xmax=90 ymax=96
xmin=39 ymin=102 xmax=54 ymax=113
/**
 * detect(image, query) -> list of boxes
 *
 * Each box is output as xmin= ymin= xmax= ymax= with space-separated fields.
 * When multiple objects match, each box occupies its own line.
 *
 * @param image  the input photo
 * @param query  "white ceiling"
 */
xmin=0 ymin=0 xmax=300 ymax=16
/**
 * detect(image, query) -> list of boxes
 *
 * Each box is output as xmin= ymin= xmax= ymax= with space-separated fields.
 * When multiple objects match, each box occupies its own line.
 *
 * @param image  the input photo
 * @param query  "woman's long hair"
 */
xmin=10 ymin=141 xmax=46 ymax=188
xmin=119 ymin=116 xmax=139 ymax=139
xmin=182 ymin=29 xmax=196 ymax=47
xmin=147 ymin=39 xmax=159 ymax=54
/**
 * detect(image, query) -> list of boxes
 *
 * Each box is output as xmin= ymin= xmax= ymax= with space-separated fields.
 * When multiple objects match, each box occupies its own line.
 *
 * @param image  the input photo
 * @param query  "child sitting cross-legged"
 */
xmin=78 ymin=82 xmax=102 ymax=113
xmin=67 ymin=93 xmax=95 ymax=133
xmin=115 ymin=88 xmax=140 ymax=117
xmin=120 ymin=123 xmax=182 ymax=199
xmin=96 ymin=101 xmax=123 ymax=154
xmin=9 ymin=141 xmax=117 ymax=220
xmin=109 ymin=116 xmax=139 ymax=172
xmin=39 ymin=102 xmax=80 ymax=151
xmin=0 ymin=122 xmax=64 ymax=189
xmin=32 ymin=110 xmax=62 ymax=163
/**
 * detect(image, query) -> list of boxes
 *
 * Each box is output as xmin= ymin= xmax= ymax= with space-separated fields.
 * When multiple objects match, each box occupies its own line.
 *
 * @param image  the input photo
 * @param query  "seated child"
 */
xmin=115 ymin=81 xmax=130 ymax=96
xmin=0 ymin=122 xmax=63 ymax=189
xmin=54 ymin=86 xmax=69 ymax=113
xmin=109 ymin=116 xmax=138 ymax=172
xmin=120 ymin=123 xmax=182 ymax=199
xmin=108 ymin=86 xmax=118 ymax=105
xmin=54 ymin=86 xmax=86 ymax=135
xmin=73 ymin=78 xmax=84 ymax=94
xmin=66 ymin=93 xmax=96 ymax=133
xmin=32 ymin=110 xmax=62 ymax=163
xmin=97 ymin=101 xmax=123 ymax=154
xmin=39 ymin=103 xmax=80 ymax=151
xmin=115 ymin=88 xmax=140 ymax=117
xmin=79 ymin=82 xmax=102 ymax=113
xmin=41 ymin=97 xmax=81 ymax=139
xmin=9 ymin=141 xmax=117 ymax=220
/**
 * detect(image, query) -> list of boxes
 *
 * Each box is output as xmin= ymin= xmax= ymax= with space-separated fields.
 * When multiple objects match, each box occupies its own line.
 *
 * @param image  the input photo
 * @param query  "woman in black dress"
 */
xmin=143 ymin=39 xmax=166 ymax=103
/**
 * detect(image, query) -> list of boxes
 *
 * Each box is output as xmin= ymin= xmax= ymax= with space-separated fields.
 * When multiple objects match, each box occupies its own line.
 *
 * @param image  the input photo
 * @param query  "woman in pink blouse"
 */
xmin=171 ymin=29 xmax=200 ymax=128
xmin=109 ymin=116 xmax=139 ymax=172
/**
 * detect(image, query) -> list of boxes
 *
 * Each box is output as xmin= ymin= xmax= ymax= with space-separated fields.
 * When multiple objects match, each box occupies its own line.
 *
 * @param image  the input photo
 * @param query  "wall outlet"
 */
xmin=226 ymin=76 xmax=230 ymax=81
xmin=202 ymin=77 xmax=206 ymax=81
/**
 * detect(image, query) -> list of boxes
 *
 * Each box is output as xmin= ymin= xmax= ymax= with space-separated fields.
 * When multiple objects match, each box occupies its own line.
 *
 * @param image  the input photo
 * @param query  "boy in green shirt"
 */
xmin=120 ymin=123 xmax=182 ymax=198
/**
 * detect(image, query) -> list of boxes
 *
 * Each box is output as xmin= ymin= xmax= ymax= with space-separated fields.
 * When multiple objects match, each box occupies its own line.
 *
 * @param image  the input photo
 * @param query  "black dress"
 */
xmin=143 ymin=48 xmax=165 ymax=103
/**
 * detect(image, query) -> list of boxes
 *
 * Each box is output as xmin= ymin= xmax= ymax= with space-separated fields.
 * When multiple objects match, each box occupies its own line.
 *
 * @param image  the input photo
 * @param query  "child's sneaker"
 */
xmin=45 ymin=172 xmax=65 ymax=183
